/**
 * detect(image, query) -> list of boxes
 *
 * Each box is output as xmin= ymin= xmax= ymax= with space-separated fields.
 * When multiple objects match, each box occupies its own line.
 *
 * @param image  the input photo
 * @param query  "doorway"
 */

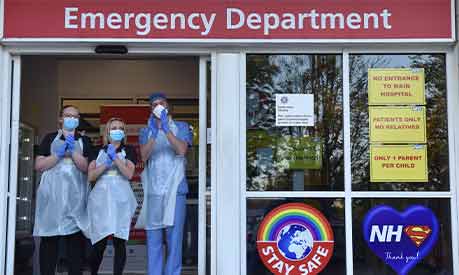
xmin=4 ymin=55 xmax=212 ymax=275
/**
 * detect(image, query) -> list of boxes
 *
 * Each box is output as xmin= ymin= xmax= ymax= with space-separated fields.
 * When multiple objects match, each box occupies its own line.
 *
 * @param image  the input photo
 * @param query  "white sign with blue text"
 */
xmin=275 ymin=94 xmax=314 ymax=127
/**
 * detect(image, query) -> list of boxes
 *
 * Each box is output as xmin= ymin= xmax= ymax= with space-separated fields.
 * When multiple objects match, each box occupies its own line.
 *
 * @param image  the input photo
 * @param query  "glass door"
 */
xmin=198 ymin=56 xmax=212 ymax=275
xmin=244 ymin=54 xmax=345 ymax=275
xmin=5 ymin=55 xmax=22 ymax=275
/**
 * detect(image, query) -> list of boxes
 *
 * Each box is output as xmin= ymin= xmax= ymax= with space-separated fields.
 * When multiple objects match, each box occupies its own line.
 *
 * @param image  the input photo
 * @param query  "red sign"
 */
xmin=3 ymin=0 xmax=453 ymax=40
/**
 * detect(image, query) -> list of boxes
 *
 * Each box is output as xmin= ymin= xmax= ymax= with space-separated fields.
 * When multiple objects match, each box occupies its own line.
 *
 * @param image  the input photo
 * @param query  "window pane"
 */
xmin=247 ymin=198 xmax=346 ymax=275
xmin=350 ymin=54 xmax=449 ymax=191
xmin=352 ymin=198 xmax=453 ymax=275
xmin=246 ymin=55 xmax=344 ymax=191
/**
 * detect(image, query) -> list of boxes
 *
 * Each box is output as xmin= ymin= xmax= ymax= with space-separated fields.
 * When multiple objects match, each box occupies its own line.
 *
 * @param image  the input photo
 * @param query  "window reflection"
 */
xmin=350 ymin=54 xmax=449 ymax=191
xmin=246 ymin=55 xmax=344 ymax=191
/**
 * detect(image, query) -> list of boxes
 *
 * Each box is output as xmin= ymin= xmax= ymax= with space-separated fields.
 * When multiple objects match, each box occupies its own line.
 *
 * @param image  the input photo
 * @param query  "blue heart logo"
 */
xmin=363 ymin=205 xmax=439 ymax=275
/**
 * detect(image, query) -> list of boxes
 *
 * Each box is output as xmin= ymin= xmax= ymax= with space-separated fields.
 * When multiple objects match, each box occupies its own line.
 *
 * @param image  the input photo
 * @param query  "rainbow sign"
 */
xmin=256 ymin=203 xmax=334 ymax=275
xmin=257 ymin=203 xmax=333 ymax=242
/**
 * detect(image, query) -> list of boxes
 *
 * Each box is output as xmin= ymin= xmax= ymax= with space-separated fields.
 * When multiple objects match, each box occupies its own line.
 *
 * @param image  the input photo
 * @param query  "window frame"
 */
xmin=241 ymin=47 xmax=459 ymax=275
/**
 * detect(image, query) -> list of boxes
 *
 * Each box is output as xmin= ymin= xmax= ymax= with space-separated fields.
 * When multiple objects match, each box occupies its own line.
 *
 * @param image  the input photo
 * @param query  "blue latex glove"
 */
xmin=160 ymin=109 xmax=170 ymax=134
xmin=54 ymin=142 xmax=67 ymax=159
xmin=65 ymin=135 xmax=75 ymax=153
xmin=107 ymin=144 xmax=118 ymax=160
xmin=148 ymin=115 xmax=159 ymax=139
xmin=104 ymin=157 xmax=113 ymax=167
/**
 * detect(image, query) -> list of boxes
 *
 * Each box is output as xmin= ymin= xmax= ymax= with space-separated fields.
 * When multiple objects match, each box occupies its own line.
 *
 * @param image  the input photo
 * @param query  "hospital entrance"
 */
xmin=11 ymin=55 xmax=211 ymax=275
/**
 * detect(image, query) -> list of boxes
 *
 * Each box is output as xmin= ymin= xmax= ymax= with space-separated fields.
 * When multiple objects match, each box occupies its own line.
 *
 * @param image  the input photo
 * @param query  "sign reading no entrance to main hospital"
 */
xmin=368 ymin=68 xmax=426 ymax=105
xmin=256 ymin=203 xmax=334 ymax=275
xmin=3 ymin=0 xmax=454 ymax=40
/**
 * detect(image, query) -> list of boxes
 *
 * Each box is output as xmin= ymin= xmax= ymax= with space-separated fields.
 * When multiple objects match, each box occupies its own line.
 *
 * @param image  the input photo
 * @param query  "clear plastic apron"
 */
xmin=135 ymin=120 xmax=186 ymax=230
xmin=33 ymin=131 xmax=88 ymax=237
xmin=83 ymin=149 xmax=138 ymax=244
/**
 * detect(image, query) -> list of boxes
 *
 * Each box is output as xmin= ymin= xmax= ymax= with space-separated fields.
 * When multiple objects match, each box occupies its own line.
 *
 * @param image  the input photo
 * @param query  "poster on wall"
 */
xmin=275 ymin=94 xmax=314 ymax=127
xmin=256 ymin=203 xmax=334 ymax=275
xmin=370 ymin=145 xmax=428 ymax=182
xmin=368 ymin=68 xmax=425 ymax=105
xmin=369 ymin=106 xmax=427 ymax=143
xmin=363 ymin=205 xmax=439 ymax=275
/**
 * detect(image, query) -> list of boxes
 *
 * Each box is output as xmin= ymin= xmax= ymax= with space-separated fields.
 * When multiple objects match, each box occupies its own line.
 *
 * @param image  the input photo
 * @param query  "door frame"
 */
xmin=0 ymin=46 xmax=217 ymax=275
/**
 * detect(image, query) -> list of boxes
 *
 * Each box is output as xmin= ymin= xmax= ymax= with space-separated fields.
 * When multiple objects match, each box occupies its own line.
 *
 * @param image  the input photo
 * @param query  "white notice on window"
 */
xmin=275 ymin=94 xmax=314 ymax=127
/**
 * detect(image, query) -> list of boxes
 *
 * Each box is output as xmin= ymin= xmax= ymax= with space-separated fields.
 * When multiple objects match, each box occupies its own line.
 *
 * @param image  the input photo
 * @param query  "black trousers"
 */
xmin=39 ymin=231 xmax=84 ymax=275
xmin=89 ymin=236 xmax=127 ymax=275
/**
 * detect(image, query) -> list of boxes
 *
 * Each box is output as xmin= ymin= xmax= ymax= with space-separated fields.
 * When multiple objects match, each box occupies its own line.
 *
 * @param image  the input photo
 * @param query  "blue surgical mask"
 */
xmin=109 ymin=129 xmax=125 ymax=142
xmin=63 ymin=117 xmax=79 ymax=130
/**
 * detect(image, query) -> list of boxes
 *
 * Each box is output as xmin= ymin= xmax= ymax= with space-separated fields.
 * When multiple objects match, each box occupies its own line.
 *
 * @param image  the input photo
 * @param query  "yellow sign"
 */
xmin=369 ymin=106 xmax=427 ymax=143
xmin=370 ymin=145 xmax=428 ymax=182
xmin=368 ymin=68 xmax=425 ymax=105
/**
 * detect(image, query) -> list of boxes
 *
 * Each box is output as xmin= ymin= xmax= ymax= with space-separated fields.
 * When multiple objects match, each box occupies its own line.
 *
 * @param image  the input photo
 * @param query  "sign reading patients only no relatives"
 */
xmin=276 ymin=94 xmax=314 ymax=127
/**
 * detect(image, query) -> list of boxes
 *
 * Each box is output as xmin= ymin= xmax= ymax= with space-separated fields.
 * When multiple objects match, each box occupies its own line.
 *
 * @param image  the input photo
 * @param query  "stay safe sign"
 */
xmin=256 ymin=203 xmax=334 ymax=275
xmin=3 ymin=0 xmax=453 ymax=40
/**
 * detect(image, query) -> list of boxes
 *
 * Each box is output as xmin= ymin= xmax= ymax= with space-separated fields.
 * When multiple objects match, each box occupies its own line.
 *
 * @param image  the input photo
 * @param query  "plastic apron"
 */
xmin=83 ymin=149 xmax=138 ymax=244
xmin=33 ymin=131 xmax=88 ymax=237
xmin=135 ymin=120 xmax=186 ymax=230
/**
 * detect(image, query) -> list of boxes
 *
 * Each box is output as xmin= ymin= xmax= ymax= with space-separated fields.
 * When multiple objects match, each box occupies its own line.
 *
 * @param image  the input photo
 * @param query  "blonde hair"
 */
xmin=104 ymin=117 xmax=127 ymax=145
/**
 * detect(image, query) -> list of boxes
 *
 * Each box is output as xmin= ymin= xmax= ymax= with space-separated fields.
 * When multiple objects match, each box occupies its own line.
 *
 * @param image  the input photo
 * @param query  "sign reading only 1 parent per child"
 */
xmin=276 ymin=94 xmax=314 ymax=127
xmin=368 ymin=68 xmax=425 ymax=105
xmin=369 ymin=106 xmax=427 ymax=143
xmin=370 ymin=145 xmax=428 ymax=182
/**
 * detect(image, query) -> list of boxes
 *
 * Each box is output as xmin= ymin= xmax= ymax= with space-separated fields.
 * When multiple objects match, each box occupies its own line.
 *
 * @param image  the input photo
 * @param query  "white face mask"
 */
xmin=153 ymin=104 xmax=168 ymax=119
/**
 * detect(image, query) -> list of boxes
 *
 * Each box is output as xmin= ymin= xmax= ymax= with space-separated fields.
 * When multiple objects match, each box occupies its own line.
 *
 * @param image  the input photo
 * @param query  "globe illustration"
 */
xmin=276 ymin=224 xmax=314 ymax=260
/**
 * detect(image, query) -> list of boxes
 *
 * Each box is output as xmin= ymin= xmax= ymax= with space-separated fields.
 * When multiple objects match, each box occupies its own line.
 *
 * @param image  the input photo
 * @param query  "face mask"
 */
xmin=109 ymin=129 xmax=125 ymax=142
xmin=153 ymin=104 xmax=168 ymax=119
xmin=63 ymin=117 xmax=79 ymax=130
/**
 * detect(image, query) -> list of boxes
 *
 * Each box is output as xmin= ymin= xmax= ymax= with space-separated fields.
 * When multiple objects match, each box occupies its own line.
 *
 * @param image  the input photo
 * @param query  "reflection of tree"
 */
xmin=246 ymin=55 xmax=344 ymax=191
xmin=410 ymin=55 xmax=449 ymax=190
xmin=350 ymin=55 xmax=449 ymax=191
xmin=349 ymin=55 xmax=388 ymax=187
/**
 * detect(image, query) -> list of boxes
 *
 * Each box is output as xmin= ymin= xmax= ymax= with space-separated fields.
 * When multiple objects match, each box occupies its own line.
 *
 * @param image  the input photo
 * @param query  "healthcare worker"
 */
xmin=34 ymin=105 xmax=93 ymax=275
xmin=136 ymin=92 xmax=192 ymax=275
xmin=85 ymin=117 xmax=138 ymax=275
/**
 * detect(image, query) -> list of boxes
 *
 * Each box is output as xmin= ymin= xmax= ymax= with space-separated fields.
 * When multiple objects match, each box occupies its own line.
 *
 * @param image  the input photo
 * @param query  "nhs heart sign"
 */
xmin=363 ymin=205 xmax=439 ymax=275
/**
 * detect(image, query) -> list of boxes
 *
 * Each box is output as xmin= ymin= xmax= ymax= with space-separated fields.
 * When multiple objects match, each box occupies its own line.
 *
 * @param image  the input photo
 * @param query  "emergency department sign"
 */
xmin=256 ymin=203 xmax=334 ymax=275
xmin=3 ymin=0 xmax=454 ymax=40
xmin=363 ymin=205 xmax=439 ymax=275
